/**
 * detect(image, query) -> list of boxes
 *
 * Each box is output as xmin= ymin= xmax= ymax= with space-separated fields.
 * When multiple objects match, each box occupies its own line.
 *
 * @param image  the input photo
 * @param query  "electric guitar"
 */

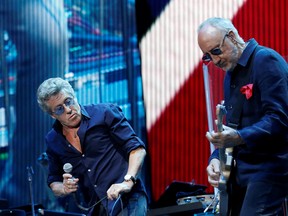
xmin=216 ymin=102 xmax=233 ymax=216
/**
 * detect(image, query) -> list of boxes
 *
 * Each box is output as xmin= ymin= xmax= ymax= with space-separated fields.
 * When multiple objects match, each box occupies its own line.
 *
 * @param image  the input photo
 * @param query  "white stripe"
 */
xmin=140 ymin=0 xmax=247 ymax=130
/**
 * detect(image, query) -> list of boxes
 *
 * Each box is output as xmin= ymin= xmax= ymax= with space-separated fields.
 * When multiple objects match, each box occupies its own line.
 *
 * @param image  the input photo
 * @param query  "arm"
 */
xmin=104 ymin=104 xmax=147 ymax=200
xmin=107 ymin=147 xmax=146 ymax=200
xmin=126 ymin=147 xmax=146 ymax=179
xmin=240 ymin=51 xmax=288 ymax=148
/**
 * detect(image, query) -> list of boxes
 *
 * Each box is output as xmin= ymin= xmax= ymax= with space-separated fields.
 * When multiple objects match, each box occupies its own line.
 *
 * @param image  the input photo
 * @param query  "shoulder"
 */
xmin=46 ymin=129 xmax=57 ymax=143
xmin=83 ymin=103 xmax=121 ymax=113
xmin=252 ymin=46 xmax=288 ymax=77
xmin=82 ymin=103 xmax=124 ymax=123
xmin=253 ymin=46 xmax=286 ymax=65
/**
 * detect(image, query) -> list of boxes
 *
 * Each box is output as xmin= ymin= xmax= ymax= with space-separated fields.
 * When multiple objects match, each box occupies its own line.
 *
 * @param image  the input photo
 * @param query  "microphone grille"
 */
xmin=63 ymin=163 xmax=73 ymax=173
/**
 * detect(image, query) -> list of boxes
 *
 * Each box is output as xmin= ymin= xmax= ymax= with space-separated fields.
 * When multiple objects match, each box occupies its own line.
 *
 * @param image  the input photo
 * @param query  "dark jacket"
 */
xmin=210 ymin=39 xmax=288 ymax=186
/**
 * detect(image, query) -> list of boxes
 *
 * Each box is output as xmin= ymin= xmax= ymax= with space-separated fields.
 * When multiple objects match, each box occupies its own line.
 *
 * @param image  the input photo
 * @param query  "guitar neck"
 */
xmin=216 ymin=103 xmax=226 ymax=174
xmin=217 ymin=123 xmax=223 ymax=132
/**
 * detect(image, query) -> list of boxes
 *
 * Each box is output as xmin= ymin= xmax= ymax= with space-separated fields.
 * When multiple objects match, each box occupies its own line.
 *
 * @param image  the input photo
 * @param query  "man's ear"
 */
xmin=227 ymin=30 xmax=237 ymax=44
xmin=228 ymin=30 xmax=237 ymax=41
xmin=227 ymin=30 xmax=235 ymax=37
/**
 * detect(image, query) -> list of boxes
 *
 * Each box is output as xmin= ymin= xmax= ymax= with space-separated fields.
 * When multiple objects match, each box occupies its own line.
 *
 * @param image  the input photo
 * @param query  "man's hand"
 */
xmin=50 ymin=173 xmax=79 ymax=197
xmin=107 ymin=181 xmax=134 ymax=200
xmin=62 ymin=173 xmax=79 ymax=194
xmin=207 ymin=158 xmax=220 ymax=188
xmin=206 ymin=124 xmax=244 ymax=148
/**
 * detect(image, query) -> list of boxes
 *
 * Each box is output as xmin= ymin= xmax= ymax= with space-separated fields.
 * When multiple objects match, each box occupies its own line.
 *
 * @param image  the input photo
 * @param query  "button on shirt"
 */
xmin=46 ymin=103 xmax=146 ymax=210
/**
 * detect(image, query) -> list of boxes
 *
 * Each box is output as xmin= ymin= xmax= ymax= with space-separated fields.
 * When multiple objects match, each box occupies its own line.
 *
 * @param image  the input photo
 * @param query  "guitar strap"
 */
xmin=227 ymin=46 xmax=262 ymax=129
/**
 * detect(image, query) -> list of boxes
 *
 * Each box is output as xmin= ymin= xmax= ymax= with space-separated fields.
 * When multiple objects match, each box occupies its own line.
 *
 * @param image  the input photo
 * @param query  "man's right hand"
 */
xmin=206 ymin=158 xmax=220 ymax=188
xmin=62 ymin=173 xmax=79 ymax=194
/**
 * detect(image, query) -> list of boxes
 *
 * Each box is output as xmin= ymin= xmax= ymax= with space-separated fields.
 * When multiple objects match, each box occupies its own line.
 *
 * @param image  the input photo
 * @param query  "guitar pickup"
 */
xmin=225 ymin=155 xmax=233 ymax=167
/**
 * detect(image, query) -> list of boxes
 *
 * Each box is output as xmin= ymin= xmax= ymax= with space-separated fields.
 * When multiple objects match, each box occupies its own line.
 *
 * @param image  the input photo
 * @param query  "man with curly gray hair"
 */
xmin=37 ymin=77 xmax=148 ymax=216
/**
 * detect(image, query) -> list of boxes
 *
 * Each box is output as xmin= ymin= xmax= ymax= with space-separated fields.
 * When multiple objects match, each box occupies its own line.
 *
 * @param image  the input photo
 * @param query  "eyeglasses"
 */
xmin=52 ymin=97 xmax=75 ymax=116
xmin=202 ymin=34 xmax=228 ymax=62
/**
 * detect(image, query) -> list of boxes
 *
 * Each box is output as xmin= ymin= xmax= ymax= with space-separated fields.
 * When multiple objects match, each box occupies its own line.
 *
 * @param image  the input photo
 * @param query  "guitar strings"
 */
xmin=203 ymin=190 xmax=219 ymax=213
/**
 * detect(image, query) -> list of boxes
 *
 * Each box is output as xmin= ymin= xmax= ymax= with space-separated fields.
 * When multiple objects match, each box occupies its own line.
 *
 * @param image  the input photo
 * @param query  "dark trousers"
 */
xmin=89 ymin=192 xmax=147 ymax=216
xmin=230 ymin=180 xmax=288 ymax=216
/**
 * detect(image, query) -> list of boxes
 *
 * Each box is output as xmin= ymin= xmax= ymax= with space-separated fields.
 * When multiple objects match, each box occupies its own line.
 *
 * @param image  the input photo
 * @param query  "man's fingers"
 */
xmin=206 ymin=131 xmax=212 ymax=140
xmin=212 ymin=165 xmax=220 ymax=174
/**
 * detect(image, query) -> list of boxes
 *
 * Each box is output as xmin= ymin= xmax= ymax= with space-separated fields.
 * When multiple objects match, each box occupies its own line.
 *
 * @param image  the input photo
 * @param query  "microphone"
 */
xmin=63 ymin=163 xmax=75 ymax=183
xmin=63 ymin=163 xmax=73 ymax=173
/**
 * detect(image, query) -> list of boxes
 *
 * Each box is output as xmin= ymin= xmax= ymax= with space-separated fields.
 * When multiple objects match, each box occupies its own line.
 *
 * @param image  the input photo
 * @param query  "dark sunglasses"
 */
xmin=202 ymin=34 xmax=228 ymax=62
xmin=52 ymin=97 xmax=75 ymax=116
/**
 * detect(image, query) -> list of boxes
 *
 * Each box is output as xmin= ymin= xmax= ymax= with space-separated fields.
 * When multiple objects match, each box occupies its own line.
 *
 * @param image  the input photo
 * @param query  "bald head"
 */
xmin=198 ymin=24 xmax=224 ymax=51
xmin=197 ymin=17 xmax=245 ymax=71
xmin=197 ymin=17 xmax=244 ymax=46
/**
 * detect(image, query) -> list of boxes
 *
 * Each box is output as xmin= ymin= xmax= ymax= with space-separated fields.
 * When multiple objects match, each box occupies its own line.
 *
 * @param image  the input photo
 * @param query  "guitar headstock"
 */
xmin=216 ymin=101 xmax=226 ymax=132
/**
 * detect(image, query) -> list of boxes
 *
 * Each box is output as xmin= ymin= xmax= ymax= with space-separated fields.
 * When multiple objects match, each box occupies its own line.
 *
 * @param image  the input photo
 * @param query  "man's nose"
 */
xmin=63 ymin=104 xmax=72 ymax=113
xmin=211 ymin=54 xmax=221 ymax=65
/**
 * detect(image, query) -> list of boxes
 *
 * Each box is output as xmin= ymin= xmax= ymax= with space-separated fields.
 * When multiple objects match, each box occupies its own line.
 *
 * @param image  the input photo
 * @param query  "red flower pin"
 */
xmin=240 ymin=84 xmax=253 ymax=99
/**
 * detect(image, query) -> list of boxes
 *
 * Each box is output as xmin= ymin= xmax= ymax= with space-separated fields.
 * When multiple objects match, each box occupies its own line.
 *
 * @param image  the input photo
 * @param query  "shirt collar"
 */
xmin=237 ymin=38 xmax=259 ymax=67
xmin=80 ymin=104 xmax=90 ymax=119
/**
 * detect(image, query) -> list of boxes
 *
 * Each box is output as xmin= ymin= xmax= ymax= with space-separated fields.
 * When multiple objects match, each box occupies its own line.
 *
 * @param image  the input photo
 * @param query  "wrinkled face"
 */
xmin=198 ymin=26 xmax=239 ymax=71
xmin=47 ymin=91 xmax=81 ymax=128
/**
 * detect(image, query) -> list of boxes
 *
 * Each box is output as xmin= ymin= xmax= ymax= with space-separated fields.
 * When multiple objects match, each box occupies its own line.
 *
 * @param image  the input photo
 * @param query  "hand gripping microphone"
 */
xmin=62 ymin=164 xmax=108 ymax=211
xmin=63 ymin=163 xmax=75 ymax=183
xmin=63 ymin=163 xmax=84 ymax=210
xmin=63 ymin=163 xmax=103 ymax=211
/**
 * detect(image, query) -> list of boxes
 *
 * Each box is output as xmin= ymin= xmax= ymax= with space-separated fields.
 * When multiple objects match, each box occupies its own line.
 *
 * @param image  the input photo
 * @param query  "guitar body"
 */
xmin=216 ymin=103 xmax=233 ymax=216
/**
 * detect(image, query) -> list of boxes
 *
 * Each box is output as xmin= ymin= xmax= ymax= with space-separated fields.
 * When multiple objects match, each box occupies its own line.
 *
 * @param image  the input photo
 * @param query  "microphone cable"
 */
xmin=110 ymin=194 xmax=123 ymax=216
xmin=72 ymin=193 xmax=108 ymax=212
